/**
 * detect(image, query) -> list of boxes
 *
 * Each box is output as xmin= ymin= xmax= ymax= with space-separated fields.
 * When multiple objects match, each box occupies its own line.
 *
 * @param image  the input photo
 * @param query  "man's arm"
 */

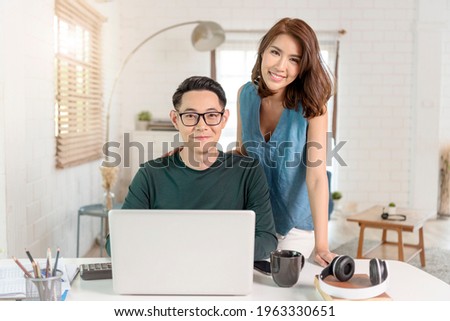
xmin=244 ymin=159 xmax=278 ymax=260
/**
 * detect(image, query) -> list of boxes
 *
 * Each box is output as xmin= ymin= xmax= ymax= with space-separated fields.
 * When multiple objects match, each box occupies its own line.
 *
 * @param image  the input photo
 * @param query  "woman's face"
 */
xmin=260 ymin=34 xmax=302 ymax=95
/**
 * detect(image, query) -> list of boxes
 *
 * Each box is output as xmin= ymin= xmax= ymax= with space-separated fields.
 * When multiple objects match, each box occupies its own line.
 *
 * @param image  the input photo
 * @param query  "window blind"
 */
xmin=54 ymin=0 xmax=106 ymax=168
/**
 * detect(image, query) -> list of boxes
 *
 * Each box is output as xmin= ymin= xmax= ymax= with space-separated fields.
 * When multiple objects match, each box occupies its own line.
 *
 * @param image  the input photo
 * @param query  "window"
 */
xmin=54 ymin=0 xmax=106 ymax=168
xmin=216 ymin=32 xmax=262 ymax=151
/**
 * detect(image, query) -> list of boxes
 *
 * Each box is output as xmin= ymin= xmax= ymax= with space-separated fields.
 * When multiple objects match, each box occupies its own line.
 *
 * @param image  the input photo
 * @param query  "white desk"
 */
xmin=63 ymin=258 xmax=450 ymax=301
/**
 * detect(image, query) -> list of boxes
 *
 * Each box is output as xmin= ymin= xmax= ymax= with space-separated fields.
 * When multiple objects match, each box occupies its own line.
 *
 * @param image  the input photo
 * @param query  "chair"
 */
xmin=76 ymin=203 xmax=122 ymax=257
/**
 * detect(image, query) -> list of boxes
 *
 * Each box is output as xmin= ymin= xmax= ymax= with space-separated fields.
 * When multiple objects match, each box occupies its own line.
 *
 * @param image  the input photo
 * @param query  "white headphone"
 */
xmin=318 ymin=255 xmax=389 ymax=300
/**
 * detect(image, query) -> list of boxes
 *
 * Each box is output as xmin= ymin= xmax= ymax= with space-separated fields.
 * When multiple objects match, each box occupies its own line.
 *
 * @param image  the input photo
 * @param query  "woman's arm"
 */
xmin=306 ymin=109 xmax=337 ymax=267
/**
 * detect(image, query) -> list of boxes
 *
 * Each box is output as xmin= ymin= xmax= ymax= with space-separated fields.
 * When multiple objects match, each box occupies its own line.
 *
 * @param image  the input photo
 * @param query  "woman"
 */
xmin=236 ymin=18 xmax=336 ymax=267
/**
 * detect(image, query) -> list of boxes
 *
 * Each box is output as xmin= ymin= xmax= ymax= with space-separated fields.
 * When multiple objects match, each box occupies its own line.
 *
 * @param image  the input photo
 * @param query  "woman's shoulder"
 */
xmin=239 ymin=81 xmax=259 ymax=104
xmin=240 ymin=81 xmax=255 ymax=92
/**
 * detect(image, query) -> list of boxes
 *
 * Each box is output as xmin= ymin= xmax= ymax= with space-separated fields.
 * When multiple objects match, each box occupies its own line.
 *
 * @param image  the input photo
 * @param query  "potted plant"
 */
xmin=388 ymin=202 xmax=396 ymax=215
xmin=136 ymin=111 xmax=152 ymax=130
xmin=332 ymin=191 xmax=342 ymax=211
xmin=332 ymin=191 xmax=342 ymax=201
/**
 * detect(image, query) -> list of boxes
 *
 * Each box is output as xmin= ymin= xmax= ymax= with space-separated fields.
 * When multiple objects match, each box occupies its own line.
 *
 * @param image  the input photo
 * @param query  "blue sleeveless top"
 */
xmin=239 ymin=82 xmax=313 ymax=235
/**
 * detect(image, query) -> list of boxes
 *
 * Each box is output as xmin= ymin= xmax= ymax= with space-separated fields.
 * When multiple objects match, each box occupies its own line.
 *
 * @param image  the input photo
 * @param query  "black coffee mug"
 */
xmin=270 ymin=250 xmax=305 ymax=287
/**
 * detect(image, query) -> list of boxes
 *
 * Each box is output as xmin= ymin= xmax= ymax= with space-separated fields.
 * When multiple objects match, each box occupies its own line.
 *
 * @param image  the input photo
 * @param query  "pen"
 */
xmin=52 ymin=247 xmax=60 ymax=276
xmin=25 ymin=249 xmax=34 ymax=265
xmin=12 ymin=256 xmax=33 ymax=278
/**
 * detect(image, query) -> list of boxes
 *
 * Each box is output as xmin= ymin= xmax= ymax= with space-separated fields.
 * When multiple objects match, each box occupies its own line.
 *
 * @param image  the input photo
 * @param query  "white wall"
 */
xmin=439 ymin=2 xmax=450 ymax=214
xmin=410 ymin=0 xmax=447 ymax=211
xmin=441 ymin=3 xmax=450 ymax=147
xmin=1 ymin=0 xmax=450 ymax=258
xmin=0 ymin=0 xmax=120 ymax=259
xmin=0 ymin=0 xmax=6 ymax=258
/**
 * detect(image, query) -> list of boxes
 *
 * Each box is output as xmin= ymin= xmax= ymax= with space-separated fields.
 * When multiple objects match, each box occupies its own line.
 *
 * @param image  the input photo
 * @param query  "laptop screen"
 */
xmin=108 ymin=209 xmax=255 ymax=295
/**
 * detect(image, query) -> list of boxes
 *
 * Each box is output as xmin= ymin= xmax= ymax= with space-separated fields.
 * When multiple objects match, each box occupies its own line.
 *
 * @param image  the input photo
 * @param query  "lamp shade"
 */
xmin=191 ymin=21 xmax=225 ymax=51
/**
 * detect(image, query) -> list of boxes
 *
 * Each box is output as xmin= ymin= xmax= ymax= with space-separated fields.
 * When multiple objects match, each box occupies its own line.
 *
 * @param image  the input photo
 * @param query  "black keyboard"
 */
xmin=80 ymin=262 xmax=112 ymax=280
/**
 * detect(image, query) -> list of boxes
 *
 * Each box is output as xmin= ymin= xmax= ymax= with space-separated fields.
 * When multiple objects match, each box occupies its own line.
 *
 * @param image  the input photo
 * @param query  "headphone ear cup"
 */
xmin=369 ymin=258 xmax=388 ymax=285
xmin=320 ymin=255 xmax=340 ymax=280
xmin=380 ymin=259 xmax=388 ymax=282
xmin=333 ymin=255 xmax=355 ymax=282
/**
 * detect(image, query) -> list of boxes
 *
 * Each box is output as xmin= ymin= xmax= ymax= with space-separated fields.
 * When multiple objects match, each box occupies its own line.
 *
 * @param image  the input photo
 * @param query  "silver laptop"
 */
xmin=108 ymin=209 xmax=255 ymax=295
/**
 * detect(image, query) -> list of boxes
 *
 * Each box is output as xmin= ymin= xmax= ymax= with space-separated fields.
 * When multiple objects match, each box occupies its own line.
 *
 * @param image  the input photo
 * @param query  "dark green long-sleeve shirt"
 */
xmin=106 ymin=151 xmax=277 ymax=260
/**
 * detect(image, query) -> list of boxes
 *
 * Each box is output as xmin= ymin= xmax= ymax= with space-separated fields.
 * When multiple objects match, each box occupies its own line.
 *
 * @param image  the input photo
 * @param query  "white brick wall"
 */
xmin=338 ymin=0 xmax=418 ymax=211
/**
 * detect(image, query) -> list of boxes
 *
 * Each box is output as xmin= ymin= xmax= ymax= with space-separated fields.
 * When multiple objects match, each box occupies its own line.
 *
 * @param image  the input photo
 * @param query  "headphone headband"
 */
xmin=318 ymin=258 xmax=389 ymax=300
xmin=381 ymin=213 xmax=407 ymax=221
xmin=318 ymin=272 xmax=389 ymax=300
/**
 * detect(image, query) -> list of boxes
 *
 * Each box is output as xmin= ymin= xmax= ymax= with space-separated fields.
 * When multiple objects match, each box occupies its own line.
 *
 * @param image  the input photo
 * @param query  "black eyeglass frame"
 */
xmin=176 ymin=109 xmax=225 ymax=127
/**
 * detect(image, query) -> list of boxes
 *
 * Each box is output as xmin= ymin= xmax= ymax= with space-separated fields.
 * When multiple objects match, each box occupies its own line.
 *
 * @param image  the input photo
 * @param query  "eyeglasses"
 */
xmin=177 ymin=110 xmax=225 ymax=126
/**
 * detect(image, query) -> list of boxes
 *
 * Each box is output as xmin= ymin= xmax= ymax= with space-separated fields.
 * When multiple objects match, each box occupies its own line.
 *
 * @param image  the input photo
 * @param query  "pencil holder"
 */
xmin=25 ymin=270 xmax=63 ymax=301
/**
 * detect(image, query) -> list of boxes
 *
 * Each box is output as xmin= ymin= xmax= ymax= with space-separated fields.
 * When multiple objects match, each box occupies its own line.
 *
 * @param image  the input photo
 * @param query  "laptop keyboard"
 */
xmin=80 ymin=262 xmax=112 ymax=280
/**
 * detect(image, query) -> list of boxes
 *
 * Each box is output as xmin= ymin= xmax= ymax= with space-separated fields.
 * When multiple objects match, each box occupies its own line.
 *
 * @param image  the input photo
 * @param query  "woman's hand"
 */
xmin=161 ymin=146 xmax=183 ymax=158
xmin=314 ymin=249 xmax=337 ymax=267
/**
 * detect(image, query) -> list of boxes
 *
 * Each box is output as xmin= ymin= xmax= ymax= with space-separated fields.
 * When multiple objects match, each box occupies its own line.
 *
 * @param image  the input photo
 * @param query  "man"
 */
xmin=106 ymin=76 xmax=277 ymax=260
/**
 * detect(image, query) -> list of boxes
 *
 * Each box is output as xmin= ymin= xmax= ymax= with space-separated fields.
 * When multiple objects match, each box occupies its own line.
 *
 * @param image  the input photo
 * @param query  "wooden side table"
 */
xmin=346 ymin=205 xmax=430 ymax=267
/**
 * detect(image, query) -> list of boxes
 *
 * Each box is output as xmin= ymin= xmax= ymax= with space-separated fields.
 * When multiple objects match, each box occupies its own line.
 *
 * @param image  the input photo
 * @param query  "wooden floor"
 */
xmin=83 ymin=212 xmax=450 ymax=258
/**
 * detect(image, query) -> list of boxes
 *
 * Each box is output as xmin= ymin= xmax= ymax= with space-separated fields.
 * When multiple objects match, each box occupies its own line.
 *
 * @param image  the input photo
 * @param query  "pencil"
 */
xmin=25 ymin=249 xmax=40 ymax=278
xmin=35 ymin=261 xmax=42 ymax=278
xmin=31 ymin=260 xmax=39 ymax=278
xmin=52 ymin=247 xmax=60 ymax=276
xmin=12 ymin=256 xmax=33 ymax=278
xmin=46 ymin=247 xmax=52 ymax=278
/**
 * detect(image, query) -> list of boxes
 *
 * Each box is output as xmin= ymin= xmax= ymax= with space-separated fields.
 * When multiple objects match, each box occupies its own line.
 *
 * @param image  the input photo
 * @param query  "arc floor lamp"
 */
xmin=105 ymin=20 xmax=226 ymax=148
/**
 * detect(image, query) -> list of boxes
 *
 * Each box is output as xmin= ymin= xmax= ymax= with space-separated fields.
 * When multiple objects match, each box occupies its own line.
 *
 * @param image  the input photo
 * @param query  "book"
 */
xmin=148 ymin=120 xmax=176 ymax=131
xmin=314 ymin=274 xmax=392 ymax=301
xmin=0 ymin=258 xmax=77 ymax=300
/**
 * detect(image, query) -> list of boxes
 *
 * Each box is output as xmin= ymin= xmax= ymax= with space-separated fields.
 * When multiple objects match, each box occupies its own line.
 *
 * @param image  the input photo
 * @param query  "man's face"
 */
xmin=170 ymin=90 xmax=229 ymax=154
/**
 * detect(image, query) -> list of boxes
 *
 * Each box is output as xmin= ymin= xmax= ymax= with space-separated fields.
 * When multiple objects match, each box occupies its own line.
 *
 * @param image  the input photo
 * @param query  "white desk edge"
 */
xmin=57 ymin=258 xmax=450 ymax=301
xmin=1 ymin=258 xmax=449 ymax=301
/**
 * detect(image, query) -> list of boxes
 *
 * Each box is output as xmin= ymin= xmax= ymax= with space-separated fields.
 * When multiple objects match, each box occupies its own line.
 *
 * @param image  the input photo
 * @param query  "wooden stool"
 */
xmin=346 ymin=205 xmax=429 ymax=267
